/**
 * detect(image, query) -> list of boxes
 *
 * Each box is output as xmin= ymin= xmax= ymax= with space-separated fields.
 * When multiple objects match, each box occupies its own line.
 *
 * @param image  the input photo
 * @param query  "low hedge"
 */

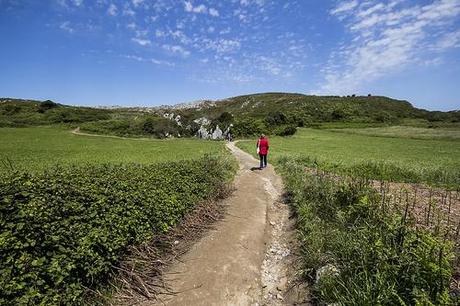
xmin=0 ymin=155 xmax=236 ymax=305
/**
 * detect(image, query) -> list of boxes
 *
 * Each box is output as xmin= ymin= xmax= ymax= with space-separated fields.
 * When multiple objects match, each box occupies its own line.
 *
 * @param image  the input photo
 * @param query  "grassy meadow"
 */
xmin=0 ymin=126 xmax=225 ymax=171
xmin=331 ymin=125 xmax=460 ymax=140
xmin=238 ymin=127 xmax=460 ymax=186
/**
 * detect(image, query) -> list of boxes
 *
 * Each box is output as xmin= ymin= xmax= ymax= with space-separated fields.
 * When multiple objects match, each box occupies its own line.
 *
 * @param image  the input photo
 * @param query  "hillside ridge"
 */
xmin=1 ymin=93 xmax=459 ymax=139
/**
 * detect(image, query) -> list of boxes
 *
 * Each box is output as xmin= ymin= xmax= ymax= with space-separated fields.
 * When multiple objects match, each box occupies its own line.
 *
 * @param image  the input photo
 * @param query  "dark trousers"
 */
xmin=259 ymin=154 xmax=267 ymax=168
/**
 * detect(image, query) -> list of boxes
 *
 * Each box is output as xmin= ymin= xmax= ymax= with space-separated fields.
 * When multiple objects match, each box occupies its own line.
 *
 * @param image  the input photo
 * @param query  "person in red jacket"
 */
xmin=256 ymin=134 xmax=269 ymax=169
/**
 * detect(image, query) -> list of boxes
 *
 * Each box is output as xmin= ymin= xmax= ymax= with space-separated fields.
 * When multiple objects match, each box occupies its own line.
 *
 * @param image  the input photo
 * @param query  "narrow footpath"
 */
xmin=147 ymin=142 xmax=309 ymax=306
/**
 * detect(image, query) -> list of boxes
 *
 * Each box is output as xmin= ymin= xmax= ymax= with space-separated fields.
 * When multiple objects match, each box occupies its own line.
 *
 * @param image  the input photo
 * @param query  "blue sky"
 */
xmin=1 ymin=0 xmax=459 ymax=110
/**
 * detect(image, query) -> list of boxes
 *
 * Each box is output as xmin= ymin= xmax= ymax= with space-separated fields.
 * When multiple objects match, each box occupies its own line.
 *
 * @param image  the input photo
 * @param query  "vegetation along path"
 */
xmin=146 ymin=142 xmax=309 ymax=305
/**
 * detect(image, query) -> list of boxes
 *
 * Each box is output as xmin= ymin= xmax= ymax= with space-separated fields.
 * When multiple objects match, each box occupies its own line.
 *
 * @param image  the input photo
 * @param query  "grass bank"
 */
xmin=278 ymin=157 xmax=456 ymax=305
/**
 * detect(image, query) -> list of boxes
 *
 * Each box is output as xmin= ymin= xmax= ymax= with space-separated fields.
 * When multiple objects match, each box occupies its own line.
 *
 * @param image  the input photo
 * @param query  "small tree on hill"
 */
xmin=38 ymin=100 xmax=58 ymax=113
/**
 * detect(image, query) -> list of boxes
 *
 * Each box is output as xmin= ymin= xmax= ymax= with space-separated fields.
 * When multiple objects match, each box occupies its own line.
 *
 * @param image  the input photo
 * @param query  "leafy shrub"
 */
xmin=273 ymin=125 xmax=297 ymax=136
xmin=38 ymin=100 xmax=59 ymax=113
xmin=44 ymin=107 xmax=110 ymax=124
xmin=81 ymin=116 xmax=183 ymax=138
xmin=80 ymin=119 xmax=132 ymax=136
xmin=278 ymin=158 xmax=454 ymax=305
xmin=265 ymin=111 xmax=287 ymax=125
xmin=0 ymin=155 xmax=236 ymax=305
xmin=2 ymin=104 xmax=21 ymax=115
xmin=232 ymin=117 xmax=267 ymax=137
xmin=216 ymin=111 xmax=233 ymax=125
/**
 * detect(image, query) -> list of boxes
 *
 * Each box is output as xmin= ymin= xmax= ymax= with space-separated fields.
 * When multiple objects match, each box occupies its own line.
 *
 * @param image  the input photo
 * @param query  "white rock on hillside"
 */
xmin=212 ymin=125 xmax=223 ymax=140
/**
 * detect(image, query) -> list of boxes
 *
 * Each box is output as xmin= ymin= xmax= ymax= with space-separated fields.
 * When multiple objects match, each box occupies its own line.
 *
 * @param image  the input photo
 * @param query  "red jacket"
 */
xmin=257 ymin=137 xmax=269 ymax=155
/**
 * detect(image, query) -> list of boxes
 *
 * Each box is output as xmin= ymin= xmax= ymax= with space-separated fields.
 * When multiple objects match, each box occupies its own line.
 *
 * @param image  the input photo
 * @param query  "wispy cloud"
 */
xmin=59 ymin=21 xmax=75 ymax=33
xmin=132 ymin=38 xmax=151 ymax=46
xmin=330 ymin=0 xmax=358 ymax=16
xmin=163 ymin=44 xmax=191 ymax=57
xmin=201 ymin=38 xmax=241 ymax=53
xmin=435 ymin=29 xmax=460 ymax=50
xmin=56 ymin=0 xmax=307 ymax=84
xmin=317 ymin=0 xmax=460 ymax=94
xmin=132 ymin=0 xmax=144 ymax=8
xmin=184 ymin=1 xmax=207 ymax=14
xmin=209 ymin=8 xmax=219 ymax=17
xmin=123 ymin=54 xmax=175 ymax=66
xmin=107 ymin=3 xmax=117 ymax=16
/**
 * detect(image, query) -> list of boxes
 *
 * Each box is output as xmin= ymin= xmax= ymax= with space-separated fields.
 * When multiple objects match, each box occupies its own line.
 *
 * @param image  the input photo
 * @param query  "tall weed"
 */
xmin=279 ymin=158 xmax=454 ymax=305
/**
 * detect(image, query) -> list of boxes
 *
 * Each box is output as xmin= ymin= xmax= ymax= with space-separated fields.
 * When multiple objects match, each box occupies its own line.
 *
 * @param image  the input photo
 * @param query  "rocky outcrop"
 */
xmin=194 ymin=117 xmax=231 ymax=140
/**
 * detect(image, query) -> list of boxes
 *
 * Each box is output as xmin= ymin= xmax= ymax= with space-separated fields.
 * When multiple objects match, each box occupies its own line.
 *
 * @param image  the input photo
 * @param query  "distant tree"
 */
xmin=274 ymin=125 xmax=297 ymax=136
xmin=233 ymin=118 xmax=266 ymax=137
xmin=38 ymin=100 xmax=58 ymax=113
xmin=142 ymin=117 xmax=156 ymax=134
xmin=426 ymin=111 xmax=448 ymax=122
xmin=217 ymin=111 xmax=233 ymax=124
xmin=265 ymin=111 xmax=287 ymax=126
xmin=331 ymin=109 xmax=346 ymax=121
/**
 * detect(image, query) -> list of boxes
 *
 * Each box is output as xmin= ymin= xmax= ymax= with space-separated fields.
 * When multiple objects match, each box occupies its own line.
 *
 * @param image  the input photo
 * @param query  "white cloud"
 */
xmin=239 ymin=0 xmax=266 ymax=7
xmin=132 ymin=38 xmax=151 ymax=46
xmin=201 ymin=38 xmax=241 ymax=53
xmin=156 ymin=29 xmax=166 ymax=37
xmin=124 ymin=54 xmax=174 ymax=66
xmin=127 ymin=22 xmax=136 ymax=30
xmin=132 ymin=0 xmax=144 ymax=7
xmin=163 ymin=44 xmax=191 ymax=57
xmin=184 ymin=1 xmax=193 ymax=12
xmin=209 ymin=8 xmax=219 ymax=17
xmin=318 ymin=0 xmax=460 ymax=94
xmin=435 ymin=30 xmax=460 ymax=50
xmin=330 ymin=0 xmax=358 ymax=15
xmin=135 ymin=30 xmax=148 ymax=37
xmin=57 ymin=0 xmax=84 ymax=8
xmin=123 ymin=7 xmax=136 ymax=16
xmin=59 ymin=21 xmax=74 ymax=33
xmin=72 ymin=0 xmax=83 ymax=6
xmin=184 ymin=1 xmax=207 ymax=14
xmin=220 ymin=27 xmax=231 ymax=34
xmin=107 ymin=3 xmax=117 ymax=16
xmin=194 ymin=4 xmax=207 ymax=13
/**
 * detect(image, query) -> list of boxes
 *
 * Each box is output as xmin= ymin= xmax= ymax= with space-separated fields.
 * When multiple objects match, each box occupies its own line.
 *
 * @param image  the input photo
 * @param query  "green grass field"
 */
xmin=0 ymin=127 xmax=225 ymax=171
xmin=330 ymin=125 xmax=460 ymax=140
xmin=237 ymin=128 xmax=460 ymax=186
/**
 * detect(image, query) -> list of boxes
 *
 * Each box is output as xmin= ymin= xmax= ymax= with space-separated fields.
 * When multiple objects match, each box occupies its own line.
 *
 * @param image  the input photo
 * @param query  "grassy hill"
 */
xmin=1 ymin=93 xmax=459 ymax=138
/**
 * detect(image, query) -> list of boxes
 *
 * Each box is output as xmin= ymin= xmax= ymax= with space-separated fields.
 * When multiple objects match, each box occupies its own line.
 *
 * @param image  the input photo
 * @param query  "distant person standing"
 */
xmin=256 ymin=134 xmax=269 ymax=169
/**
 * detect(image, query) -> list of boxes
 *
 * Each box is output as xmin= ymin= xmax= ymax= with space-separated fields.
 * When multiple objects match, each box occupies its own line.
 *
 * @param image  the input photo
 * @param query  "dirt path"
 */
xmin=71 ymin=127 xmax=158 ymax=141
xmin=145 ymin=142 xmax=308 ymax=305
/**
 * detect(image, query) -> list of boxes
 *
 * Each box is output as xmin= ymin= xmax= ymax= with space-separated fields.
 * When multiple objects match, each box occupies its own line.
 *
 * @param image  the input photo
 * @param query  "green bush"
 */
xmin=38 ymin=100 xmax=59 ymax=113
xmin=0 ymin=155 xmax=236 ymax=305
xmin=44 ymin=107 xmax=110 ymax=124
xmin=278 ymin=158 xmax=454 ymax=305
xmin=273 ymin=125 xmax=297 ymax=136
xmin=232 ymin=118 xmax=267 ymax=137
